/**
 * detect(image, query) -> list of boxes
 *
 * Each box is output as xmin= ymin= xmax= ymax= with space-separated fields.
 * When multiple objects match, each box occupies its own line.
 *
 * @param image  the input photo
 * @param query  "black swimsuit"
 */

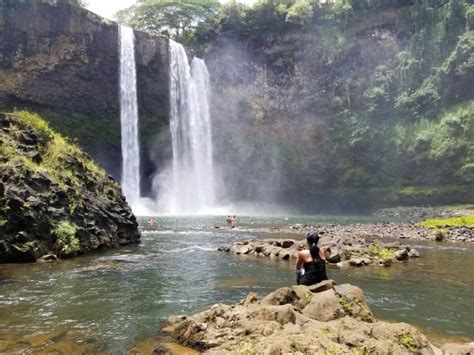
xmin=299 ymin=253 xmax=328 ymax=286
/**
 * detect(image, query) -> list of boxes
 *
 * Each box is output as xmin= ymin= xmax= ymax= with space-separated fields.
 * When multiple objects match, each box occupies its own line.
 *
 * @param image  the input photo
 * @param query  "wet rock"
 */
xmin=394 ymin=249 xmax=409 ymax=261
xmin=325 ymin=247 xmax=341 ymax=263
xmin=37 ymin=254 xmax=58 ymax=263
xmin=408 ymin=248 xmax=420 ymax=258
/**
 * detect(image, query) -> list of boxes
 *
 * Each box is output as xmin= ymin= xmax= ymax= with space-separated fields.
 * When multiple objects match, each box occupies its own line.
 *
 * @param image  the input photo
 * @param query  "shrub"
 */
xmin=53 ymin=221 xmax=80 ymax=256
xmin=368 ymin=244 xmax=393 ymax=264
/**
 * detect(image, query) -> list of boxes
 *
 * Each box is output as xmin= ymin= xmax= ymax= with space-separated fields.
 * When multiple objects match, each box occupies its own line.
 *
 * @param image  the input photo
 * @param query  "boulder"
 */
xmin=248 ymin=304 xmax=296 ymax=325
xmin=325 ymin=247 xmax=341 ymax=263
xmin=442 ymin=342 xmax=474 ymax=355
xmin=302 ymin=289 xmax=344 ymax=321
xmin=334 ymin=284 xmax=374 ymax=322
xmin=309 ymin=279 xmax=336 ymax=293
xmin=160 ymin=283 xmax=442 ymax=354
xmin=394 ymin=249 xmax=409 ymax=261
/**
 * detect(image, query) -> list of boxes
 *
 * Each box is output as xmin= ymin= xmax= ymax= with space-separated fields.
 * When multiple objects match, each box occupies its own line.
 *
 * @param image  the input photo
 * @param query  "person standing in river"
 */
xmin=295 ymin=232 xmax=328 ymax=286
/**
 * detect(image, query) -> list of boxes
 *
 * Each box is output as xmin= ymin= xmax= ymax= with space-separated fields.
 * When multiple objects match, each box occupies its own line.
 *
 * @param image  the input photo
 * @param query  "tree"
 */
xmin=285 ymin=0 xmax=313 ymax=26
xmin=116 ymin=0 xmax=220 ymax=38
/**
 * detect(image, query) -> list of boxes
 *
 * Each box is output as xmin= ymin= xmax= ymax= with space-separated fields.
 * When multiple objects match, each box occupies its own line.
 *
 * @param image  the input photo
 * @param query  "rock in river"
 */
xmin=158 ymin=280 xmax=458 ymax=354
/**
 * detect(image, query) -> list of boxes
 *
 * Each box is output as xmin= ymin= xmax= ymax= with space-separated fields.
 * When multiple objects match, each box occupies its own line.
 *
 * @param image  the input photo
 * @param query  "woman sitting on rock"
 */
xmin=296 ymin=232 xmax=328 ymax=286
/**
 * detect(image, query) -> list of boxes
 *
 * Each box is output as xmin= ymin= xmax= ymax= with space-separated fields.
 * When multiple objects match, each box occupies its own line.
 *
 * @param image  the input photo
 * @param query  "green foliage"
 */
xmin=397 ymin=331 xmax=418 ymax=353
xmin=0 ymin=110 xmax=120 ymax=204
xmin=116 ymin=0 xmax=220 ymax=39
xmin=53 ymin=221 xmax=80 ymax=256
xmin=320 ymin=327 xmax=331 ymax=335
xmin=325 ymin=348 xmax=342 ymax=355
xmin=285 ymin=0 xmax=313 ymax=25
xmin=337 ymin=295 xmax=353 ymax=314
xmin=417 ymin=215 xmax=474 ymax=228
xmin=368 ymin=244 xmax=393 ymax=263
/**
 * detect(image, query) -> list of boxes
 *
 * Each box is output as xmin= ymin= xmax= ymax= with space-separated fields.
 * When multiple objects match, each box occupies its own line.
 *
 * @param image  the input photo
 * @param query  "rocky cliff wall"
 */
xmin=0 ymin=0 xmax=170 ymax=196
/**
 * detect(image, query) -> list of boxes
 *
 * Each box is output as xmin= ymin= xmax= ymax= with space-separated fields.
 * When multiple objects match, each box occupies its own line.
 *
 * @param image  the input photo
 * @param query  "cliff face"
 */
xmin=0 ymin=1 xmax=170 ymax=196
xmin=192 ymin=2 xmax=474 ymax=211
xmin=0 ymin=111 xmax=140 ymax=263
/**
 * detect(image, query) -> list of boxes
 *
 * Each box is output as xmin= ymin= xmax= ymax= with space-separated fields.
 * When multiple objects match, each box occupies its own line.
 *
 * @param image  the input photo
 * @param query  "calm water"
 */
xmin=0 ymin=216 xmax=473 ymax=353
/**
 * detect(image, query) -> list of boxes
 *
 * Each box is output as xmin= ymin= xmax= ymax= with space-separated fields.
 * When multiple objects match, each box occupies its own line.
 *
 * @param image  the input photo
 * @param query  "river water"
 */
xmin=0 ymin=216 xmax=473 ymax=353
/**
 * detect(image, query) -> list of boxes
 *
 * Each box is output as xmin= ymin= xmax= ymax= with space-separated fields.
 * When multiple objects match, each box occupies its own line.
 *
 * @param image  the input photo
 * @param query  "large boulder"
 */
xmin=159 ymin=283 xmax=442 ymax=354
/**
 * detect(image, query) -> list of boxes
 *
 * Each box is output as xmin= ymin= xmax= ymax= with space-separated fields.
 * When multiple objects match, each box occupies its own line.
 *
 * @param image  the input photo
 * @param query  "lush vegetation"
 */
xmin=0 ymin=110 xmax=119 ymax=202
xmin=121 ymin=0 xmax=474 ymax=210
xmin=53 ymin=221 xmax=80 ymax=256
xmin=116 ymin=0 xmax=221 ymax=38
xmin=418 ymin=215 xmax=474 ymax=228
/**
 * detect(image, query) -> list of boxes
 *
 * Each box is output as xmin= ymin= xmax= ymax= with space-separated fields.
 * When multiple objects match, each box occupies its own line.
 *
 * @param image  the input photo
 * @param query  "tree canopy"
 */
xmin=116 ymin=0 xmax=220 ymax=39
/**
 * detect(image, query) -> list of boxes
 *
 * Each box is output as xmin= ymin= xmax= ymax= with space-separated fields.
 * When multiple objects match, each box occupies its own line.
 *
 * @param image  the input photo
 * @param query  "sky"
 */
xmin=86 ymin=0 xmax=257 ymax=20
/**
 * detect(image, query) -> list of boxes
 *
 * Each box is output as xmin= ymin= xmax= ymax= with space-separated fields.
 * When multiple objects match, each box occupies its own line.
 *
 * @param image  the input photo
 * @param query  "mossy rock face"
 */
xmin=0 ymin=111 xmax=141 ymax=263
xmin=0 ymin=1 xmax=170 ymax=193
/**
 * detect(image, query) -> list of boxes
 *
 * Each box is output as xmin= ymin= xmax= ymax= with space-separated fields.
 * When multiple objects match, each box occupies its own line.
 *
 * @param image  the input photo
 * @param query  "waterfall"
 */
xmin=157 ymin=40 xmax=216 ymax=214
xmin=119 ymin=25 xmax=140 ymax=208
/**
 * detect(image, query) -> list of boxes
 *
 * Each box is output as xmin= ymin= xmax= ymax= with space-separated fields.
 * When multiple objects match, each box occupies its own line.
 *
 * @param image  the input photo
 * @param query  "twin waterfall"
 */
xmin=119 ymin=28 xmax=216 ymax=215
xmin=119 ymin=26 xmax=140 ymax=209
xmin=163 ymin=40 xmax=216 ymax=214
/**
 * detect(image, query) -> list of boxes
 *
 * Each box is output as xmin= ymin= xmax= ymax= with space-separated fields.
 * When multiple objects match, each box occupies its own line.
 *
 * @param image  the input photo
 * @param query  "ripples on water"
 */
xmin=0 ymin=216 xmax=473 ymax=352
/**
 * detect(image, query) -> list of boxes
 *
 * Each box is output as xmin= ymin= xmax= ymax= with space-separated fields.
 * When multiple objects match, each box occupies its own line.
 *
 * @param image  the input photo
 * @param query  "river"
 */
xmin=0 ymin=216 xmax=472 ymax=353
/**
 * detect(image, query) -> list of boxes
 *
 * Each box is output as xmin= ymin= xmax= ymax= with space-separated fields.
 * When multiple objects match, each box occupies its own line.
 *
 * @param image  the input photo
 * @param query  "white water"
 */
xmin=154 ymin=40 xmax=217 ymax=215
xmin=119 ymin=25 xmax=140 ymax=208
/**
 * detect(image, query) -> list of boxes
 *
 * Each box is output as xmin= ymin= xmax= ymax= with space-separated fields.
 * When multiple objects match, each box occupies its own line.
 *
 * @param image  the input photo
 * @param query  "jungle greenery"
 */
xmin=121 ymin=0 xmax=474 ymax=209
xmin=115 ymin=0 xmax=221 ymax=37
xmin=418 ymin=215 xmax=474 ymax=228
xmin=53 ymin=221 xmax=80 ymax=256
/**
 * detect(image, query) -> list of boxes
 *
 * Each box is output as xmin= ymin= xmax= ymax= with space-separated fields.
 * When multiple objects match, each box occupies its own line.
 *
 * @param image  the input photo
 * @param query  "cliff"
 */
xmin=190 ymin=1 xmax=474 ymax=212
xmin=0 ymin=0 xmax=170 ymax=196
xmin=0 ymin=111 xmax=140 ymax=263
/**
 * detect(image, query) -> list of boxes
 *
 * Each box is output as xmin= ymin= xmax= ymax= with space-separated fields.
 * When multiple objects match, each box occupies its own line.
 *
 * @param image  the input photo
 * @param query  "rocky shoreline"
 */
xmin=218 ymin=235 xmax=420 ymax=267
xmin=158 ymin=280 xmax=474 ymax=354
xmin=245 ymin=222 xmax=474 ymax=243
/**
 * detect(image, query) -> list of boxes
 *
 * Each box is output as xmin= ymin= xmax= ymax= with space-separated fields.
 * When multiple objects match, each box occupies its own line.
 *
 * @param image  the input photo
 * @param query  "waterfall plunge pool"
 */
xmin=0 ymin=216 xmax=473 ymax=352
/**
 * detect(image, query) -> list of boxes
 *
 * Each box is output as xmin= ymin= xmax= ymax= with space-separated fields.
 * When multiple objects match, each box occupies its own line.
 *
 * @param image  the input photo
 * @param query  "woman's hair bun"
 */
xmin=306 ymin=231 xmax=320 ymax=245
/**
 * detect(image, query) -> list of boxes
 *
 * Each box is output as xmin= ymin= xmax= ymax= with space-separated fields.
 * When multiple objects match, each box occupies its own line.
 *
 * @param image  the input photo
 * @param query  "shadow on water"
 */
xmin=0 ymin=216 xmax=473 ymax=352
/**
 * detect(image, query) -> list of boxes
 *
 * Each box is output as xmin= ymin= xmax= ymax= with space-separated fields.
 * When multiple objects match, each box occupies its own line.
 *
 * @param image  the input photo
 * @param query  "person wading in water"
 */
xmin=295 ymin=232 xmax=328 ymax=286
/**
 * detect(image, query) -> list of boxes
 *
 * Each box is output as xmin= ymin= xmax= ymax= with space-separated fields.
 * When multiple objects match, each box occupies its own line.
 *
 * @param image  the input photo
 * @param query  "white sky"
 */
xmin=86 ymin=0 xmax=257 ymax=20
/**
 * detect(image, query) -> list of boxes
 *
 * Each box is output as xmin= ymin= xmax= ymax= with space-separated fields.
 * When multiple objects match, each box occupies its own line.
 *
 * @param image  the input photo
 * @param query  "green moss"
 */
xmin=397 ymin=331 xmax=418 ymax=353
xmin=3 ymin=110 xmax=120 ymax=202
xmin=320 ymin=327 xmax=331 ymax=335
xmin=418 ymin=215 xmax=474 ymax=228
xmin=337 ymin=295 xmax=353 ymax=314
xmin=235 ymin=341 xmax=261 ymax=355
xmin=53 ymin=221 xmax=80 ymax=256
xmin=368 ymin=244 xmax=393 ymax=263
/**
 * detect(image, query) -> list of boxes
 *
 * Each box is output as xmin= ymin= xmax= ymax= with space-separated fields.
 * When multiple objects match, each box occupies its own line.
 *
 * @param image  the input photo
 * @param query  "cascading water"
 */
xmin=119 ymin=25 xmax=140 ymax=208
xmin=156 ymin=40 xmax=216 ymax=214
